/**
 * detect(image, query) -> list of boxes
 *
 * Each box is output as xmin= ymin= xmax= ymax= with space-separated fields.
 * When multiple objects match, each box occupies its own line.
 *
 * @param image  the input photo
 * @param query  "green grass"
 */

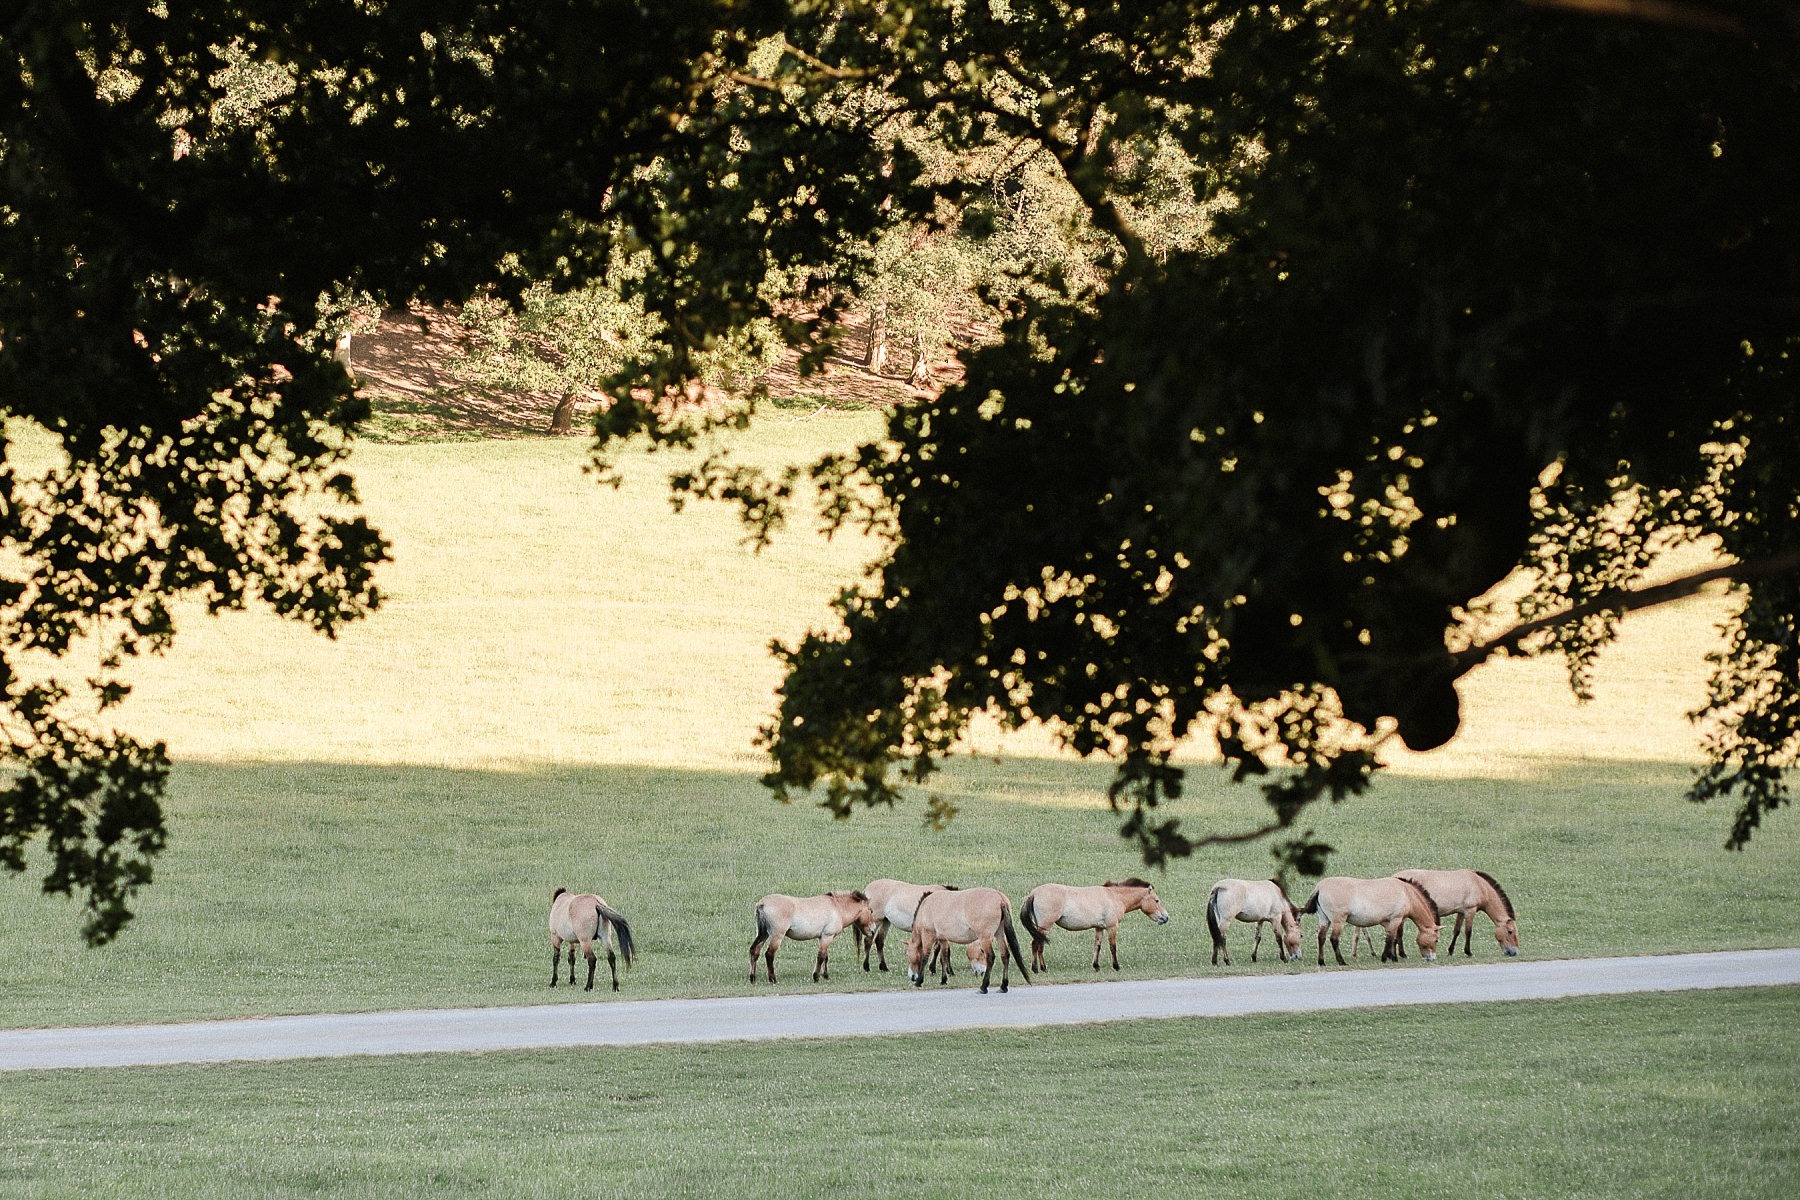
xmin=2 ymin=987 xmax=1795 ymax=1199
xmin=1 ymin=754 xmax=1794 ymax=1027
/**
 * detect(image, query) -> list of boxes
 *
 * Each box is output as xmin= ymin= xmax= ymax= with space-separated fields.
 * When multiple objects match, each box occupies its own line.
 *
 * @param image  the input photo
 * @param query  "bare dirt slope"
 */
xmin=349 ymin=306 xmax=948 ymax=441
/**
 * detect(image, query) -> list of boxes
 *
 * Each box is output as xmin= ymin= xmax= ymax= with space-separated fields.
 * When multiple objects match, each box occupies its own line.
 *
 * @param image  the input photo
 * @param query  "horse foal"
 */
xmin=750 ymin=891 xmax=875 ymax=984
xmin=548 ymin=888 xmax=636 ymax=992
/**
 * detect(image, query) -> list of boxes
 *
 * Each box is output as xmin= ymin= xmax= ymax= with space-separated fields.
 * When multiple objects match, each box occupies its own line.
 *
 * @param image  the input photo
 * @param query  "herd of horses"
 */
xmin=545 ymin=869 xmax=1518 ymax=995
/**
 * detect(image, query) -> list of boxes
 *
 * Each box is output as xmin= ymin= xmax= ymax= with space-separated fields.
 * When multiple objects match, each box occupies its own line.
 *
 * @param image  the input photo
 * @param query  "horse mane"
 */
xmin=1267 ymin=878 xmax=1298 ymax=918
xmin=848 ymin=889 xmax=868 ymax=902
xmin=1396 ymin=875 xmax=1439 ymax=918
xmin=1104 ymin=877 xmax=1152 ymax=889
xmin=1474 ymin=870 xmax=1515 ymax=917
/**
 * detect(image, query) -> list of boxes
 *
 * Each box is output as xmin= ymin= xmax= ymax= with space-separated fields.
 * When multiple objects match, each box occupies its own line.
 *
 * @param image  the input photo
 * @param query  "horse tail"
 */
xmin=753 ymin=901 xmax=772 ymax=945
xmin=597 ymin=902 xmax=635 ymax=967
xmin=1300 ymin=887 xmax=1320 ymax=915
xmin=1020 ymin=891 xmax=1041 ymax=936
xmin=999 ymin=902 xmax=1032 ymax=985
xmin=1205 ymin=885 xmax=1226 ymax=951
xmin=551 ymin=886 xmax=567 ymax=903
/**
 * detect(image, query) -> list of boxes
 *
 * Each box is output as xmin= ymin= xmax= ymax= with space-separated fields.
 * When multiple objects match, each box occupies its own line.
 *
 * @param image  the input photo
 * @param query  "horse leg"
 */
xmin=1108 ymin=924 xmax=1120 ymax=971
xmin=749 ymin=932 xmax=767 ymax=983
xmin=815 ymin=932 xmax=836 ymax=983
xmin=567 ymin=945 xmax=577 ymax=984
xmin=581 ymin=937 xmax=598 ymax=991
xmin=1454 ymin=911 xmax=1471 ymax=956
xmin=1252 ymin=920 xmax=1264 ymax=963
xmin=550 ymin=935 xmax=563 ymax=987
xmin=606 ymin=945 xmax=620 ymax=991
xmin=766 ymin=934 xmax=781 ymax=984
xmin=1381 ymin=919 xmax=1405 ymax=962
xmin=1030 ymin=928 xmax=1048 ymax=973
xmin=1329 ymin=919 xmax=1348 ymax=967
xmin=1091 ymin=928 xmax=1103 ymax=971
xmin=999 ymin=934 xmax=1012 ymax=994
xmin=1317 ymin=920 xmax=1329 ymax=967
xmin=976 ymin=936 xmax=994 ymax=995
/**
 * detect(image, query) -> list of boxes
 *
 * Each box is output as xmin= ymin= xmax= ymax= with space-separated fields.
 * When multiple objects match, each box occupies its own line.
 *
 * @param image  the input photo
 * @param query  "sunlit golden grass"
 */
xmin=98 ymin=414 xmax=883 ymax=772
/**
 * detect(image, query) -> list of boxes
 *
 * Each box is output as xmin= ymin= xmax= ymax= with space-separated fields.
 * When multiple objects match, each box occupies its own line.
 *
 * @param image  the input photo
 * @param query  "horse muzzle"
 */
xmin=1154 ymin=913 xmax=1170 ymax=924
xmin=1504 ymin=946 xmax=1520 ymax=957
xmin=1421 ymin=951 xmax=1438 ymax=962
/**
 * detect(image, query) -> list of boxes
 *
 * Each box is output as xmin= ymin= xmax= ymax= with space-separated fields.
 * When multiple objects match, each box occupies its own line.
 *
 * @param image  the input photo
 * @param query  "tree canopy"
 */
xmin=4 ymin=0 xmax=1795 ymax=938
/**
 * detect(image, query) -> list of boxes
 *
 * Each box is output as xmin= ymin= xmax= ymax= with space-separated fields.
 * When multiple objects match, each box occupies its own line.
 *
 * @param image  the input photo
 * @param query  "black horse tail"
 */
xmin=1000 ymin=902 xmax=1032 ymax=985
xmin=1300 ymin=888 xmax=1320 ymax=915
xmin=1020 ymin=892 xmax=1041 ymax=937
xmin=1205 ymin=885 xmax=1225 ymax=951
xmin=597 ymin=902 xmax=635 ymax=967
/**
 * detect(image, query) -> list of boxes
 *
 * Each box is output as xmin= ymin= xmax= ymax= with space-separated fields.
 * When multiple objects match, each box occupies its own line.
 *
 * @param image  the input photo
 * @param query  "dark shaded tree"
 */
xmin=1 ymin=0 xmax=903 ymax=940
xmin=743 ymin=1 xmax=1800 ymax=874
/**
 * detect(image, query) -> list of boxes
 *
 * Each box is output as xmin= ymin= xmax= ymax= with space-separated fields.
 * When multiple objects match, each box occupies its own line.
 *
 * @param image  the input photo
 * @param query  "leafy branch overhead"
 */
xmin=732 ymin=1 xmax=1800 ymax=874
xmin=3 ymin=1 xmax=1795 ymax=942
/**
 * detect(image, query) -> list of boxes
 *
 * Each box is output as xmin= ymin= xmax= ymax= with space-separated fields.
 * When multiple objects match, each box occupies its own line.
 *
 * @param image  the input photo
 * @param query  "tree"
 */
xmin=0 ymin=0 xmax=903 ymax=940
xmin=740 ymin=0 xmax=1800 ymax=874
xmin=4 ymin=1 xmax=1794 ymax=941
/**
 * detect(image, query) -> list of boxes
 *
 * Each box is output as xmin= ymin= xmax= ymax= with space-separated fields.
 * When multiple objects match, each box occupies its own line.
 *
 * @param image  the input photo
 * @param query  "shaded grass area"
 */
xmin=2 ymin=987 xmax=1795 ymax=1199
xmin=1 ymin=754 xmax=1794 ymax=1027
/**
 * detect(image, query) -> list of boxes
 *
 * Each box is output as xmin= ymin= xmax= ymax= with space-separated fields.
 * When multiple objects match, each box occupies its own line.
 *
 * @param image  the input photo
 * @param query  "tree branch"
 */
xmin=1452 ymin=548 xmax=1800 ymax=674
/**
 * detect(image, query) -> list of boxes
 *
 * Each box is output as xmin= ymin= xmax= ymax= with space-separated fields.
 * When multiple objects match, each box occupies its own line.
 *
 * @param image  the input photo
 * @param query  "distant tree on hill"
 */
xmin=3 ymin=0 xmax=1794 ymax=940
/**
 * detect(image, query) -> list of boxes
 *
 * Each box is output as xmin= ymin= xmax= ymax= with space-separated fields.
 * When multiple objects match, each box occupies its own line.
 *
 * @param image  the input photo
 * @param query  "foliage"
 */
xmin=0 ymin=0 xmax=903 ymax=940
xmin=4 ymin=0 xmax=1795 ymax=940
xmin=727 ymin=1 xmax=1800 ymax=873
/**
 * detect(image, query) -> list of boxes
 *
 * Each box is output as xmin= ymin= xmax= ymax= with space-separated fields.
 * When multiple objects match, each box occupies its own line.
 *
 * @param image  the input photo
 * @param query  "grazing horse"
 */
xmin=749 ymin=891 xmax=875 ymax=983
xmin=1020 ymin=878 xmax=1170 ymax=972
xmin=907 ymin=887 xmax=1032 ymax=994
xmin=862 ymin=878 xmax=958 ymax=974
xmin=1395 ymin=868 xmax=1519 ymax=957
xmin=1301 ymin=876 xmax=1441 ymax=966
xmin=1205 ymin=878 xmax=1302 ymax=965
xmin=548 ymin=887 xmax=636 ymax=992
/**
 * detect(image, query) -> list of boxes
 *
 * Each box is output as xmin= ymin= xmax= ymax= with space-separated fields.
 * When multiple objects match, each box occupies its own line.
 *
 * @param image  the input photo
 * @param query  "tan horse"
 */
xmin=548 ymin=887 xmax=636 ymax=992
xmin=1301 ymin=876 xmax=1440 ymax=965
xmin=1395 ymin=868 xmax=1519 ymax=957
xmin=906 ymin=887 xmax=1032 ymax=994
xmin=861 ymin=878 xmax=957 ymax=974
xmin=749 ymin=890 xmax=875 ymax=983
xmin=1020 ymin=878 xmax=1170 ymax=972
xmin=1205 ymin=878 xmax=1302 ymax=965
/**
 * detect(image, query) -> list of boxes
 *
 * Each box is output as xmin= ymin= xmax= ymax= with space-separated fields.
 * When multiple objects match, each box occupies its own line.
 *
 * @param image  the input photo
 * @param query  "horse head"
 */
xmin=1496 ymin=916 xmax=1520 ymax=956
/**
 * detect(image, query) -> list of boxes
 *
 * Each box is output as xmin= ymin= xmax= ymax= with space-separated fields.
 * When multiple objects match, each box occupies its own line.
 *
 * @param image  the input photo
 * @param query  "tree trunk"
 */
xmin=909 ymin=331 xmax=932 ymax=387
xmin=332 ymin=330 xmax=355 ymax=382
xmin=549 ymin=391 xmax=577 ymax=435
xmin=864 ymin=304 xmax=888 ymax=374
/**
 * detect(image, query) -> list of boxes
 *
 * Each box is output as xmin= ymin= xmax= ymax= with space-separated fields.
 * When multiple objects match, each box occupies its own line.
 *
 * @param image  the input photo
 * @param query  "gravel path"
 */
xmin=5 ymin=947 xmax=1796 ymax=1072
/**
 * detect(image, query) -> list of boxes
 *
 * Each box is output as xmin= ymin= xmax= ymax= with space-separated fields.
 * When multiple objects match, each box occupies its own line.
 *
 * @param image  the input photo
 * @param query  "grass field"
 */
xmin=2 ymin=988 xmax=1795 ymax=1198
xmin=1 ymin=415 xmax=1795 ymax=1196
xmin=1 ymin=415 xmax=1795 ymax=1024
